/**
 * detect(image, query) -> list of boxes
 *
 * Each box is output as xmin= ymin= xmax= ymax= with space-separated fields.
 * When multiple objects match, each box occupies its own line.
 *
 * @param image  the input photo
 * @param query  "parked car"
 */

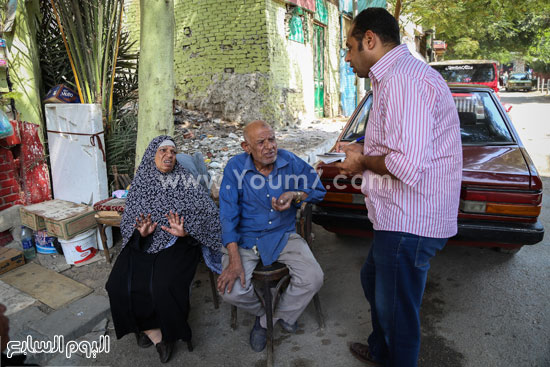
xmin=506 ymin=73 xmax=534 ymax=92
xmin=430 ymin=60 xmax=500 ymax=93
xmin=313 ymin=85 xmax=544 ymax=253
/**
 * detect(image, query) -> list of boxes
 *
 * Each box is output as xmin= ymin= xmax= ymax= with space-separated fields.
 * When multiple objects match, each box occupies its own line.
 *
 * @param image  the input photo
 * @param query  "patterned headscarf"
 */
xmin=120 ymin=136 xmax=222 ymax=266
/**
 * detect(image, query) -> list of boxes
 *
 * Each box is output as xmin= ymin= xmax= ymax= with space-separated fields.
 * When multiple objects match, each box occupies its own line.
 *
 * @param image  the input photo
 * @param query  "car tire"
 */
xmin=495 ymin=246 xmax=522 ymax=254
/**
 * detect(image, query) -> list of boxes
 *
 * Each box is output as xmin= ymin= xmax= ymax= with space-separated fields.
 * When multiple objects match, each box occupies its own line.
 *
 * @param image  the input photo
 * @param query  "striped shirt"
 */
xmin=361 ymin=44 xmax=462 ymax=238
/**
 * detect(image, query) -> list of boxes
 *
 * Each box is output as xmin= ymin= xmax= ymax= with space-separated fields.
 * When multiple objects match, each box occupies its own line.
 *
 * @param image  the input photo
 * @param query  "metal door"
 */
xmin=313 ymin=24 xmax=325 ymax=117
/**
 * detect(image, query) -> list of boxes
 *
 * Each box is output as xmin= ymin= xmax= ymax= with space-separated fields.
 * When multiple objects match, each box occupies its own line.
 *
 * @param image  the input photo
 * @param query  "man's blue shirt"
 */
xmin=219 ymin=149 xmax=326 ymax=265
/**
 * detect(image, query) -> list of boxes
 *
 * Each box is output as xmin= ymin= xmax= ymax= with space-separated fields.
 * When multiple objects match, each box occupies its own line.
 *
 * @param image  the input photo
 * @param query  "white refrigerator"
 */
xmin=45 ymin=103 xmax=112 ymax=249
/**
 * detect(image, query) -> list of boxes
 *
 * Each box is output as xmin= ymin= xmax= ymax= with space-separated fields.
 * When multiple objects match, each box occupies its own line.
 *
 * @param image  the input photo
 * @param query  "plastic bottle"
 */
xmin=21 ymin=226 xmax=36 ymax=261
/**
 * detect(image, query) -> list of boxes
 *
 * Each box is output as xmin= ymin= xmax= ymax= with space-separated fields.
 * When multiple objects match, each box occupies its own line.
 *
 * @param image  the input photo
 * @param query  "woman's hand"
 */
xmin=161 ymin=210 xmax=188 ymax=237
xmin=135 ymin=214 xmax=157 ymax=237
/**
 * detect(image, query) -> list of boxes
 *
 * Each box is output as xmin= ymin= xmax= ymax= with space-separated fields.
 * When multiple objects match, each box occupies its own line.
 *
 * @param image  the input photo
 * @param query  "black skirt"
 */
xmin=105 ymin=231 xmax=200 ymax=342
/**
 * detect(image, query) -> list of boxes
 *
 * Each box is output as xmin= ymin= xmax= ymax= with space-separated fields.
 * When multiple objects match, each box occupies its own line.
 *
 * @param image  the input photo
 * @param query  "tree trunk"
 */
xmin=135 ymin=0 xmax=174 ymax=167
xmin=394 ymin=0 xmax=402 ymax=20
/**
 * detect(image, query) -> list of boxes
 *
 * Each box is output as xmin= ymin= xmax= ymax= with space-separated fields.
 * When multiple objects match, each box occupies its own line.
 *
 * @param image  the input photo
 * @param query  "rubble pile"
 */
xmin=172 ymin=107 xmax=347 ymax=180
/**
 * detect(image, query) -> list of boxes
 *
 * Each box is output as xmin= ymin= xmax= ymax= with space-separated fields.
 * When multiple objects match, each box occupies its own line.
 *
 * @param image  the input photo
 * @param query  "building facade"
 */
xmin=124 ymin=0 xmax=341 ymax=126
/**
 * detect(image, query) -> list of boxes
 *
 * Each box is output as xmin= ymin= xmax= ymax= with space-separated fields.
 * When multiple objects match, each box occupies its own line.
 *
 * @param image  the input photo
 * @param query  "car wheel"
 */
xmin=495 ymin=246 xmax=522 ymax=254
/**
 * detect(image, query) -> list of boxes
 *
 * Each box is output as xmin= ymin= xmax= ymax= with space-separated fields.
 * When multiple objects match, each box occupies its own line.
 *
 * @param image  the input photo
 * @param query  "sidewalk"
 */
xmin=0 ymin=117 xmax=347 ymax=365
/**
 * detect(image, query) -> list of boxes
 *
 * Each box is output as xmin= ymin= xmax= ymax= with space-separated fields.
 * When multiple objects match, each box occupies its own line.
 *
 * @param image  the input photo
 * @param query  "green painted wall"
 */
xmin=123 ymin=0 xmax=341 ymax=126
xmin=5 ymin=0 xmax=43 ymax=138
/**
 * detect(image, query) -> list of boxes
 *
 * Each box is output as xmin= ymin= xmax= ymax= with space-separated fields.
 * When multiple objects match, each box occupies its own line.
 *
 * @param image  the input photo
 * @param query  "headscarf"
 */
xmin=120 ymin=136 xmax=222 ymax=272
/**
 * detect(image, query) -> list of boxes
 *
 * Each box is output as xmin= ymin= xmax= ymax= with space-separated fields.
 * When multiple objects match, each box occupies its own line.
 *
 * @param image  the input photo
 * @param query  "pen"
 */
xmin=345 ymin=136 xmax=365 ymax=145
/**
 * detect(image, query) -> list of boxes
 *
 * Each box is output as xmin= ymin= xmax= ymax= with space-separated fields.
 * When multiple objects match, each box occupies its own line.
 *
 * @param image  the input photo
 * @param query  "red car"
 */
xmin=313 ymin=85 xmax=544 ymax=253
xmin=430 ymin=60 xmax=500 ymax=93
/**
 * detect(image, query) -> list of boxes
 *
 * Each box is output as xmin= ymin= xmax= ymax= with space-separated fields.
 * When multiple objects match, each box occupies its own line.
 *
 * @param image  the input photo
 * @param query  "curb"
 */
xmin=7 ymin=294 xmax=110 ymax=365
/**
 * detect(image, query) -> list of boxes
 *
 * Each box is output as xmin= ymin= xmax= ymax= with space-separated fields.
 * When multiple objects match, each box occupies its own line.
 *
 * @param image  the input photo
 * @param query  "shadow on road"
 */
xmin=500 ymin=92 xmax=550 ymax=105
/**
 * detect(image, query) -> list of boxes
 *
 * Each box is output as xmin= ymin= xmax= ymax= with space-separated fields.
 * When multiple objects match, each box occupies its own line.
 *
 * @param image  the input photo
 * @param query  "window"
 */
xmin=341 ymin=91 xmax=514 ymax=146
xmin=432 ymin=64 xmax=495 ymax=83
xmin=289 ymin=7 xmax=305 ymax=43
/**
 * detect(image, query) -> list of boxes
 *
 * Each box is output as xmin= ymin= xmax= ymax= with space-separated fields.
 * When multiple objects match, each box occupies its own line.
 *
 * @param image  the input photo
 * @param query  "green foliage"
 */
xmin=452 ymin=37 xmax=479 ymax=59
xmin=388 ymin=0 xmax=550 ymax=67
xmin=36 ymin=0 xmax=139 ymax=182
xmin=50 ymin=0 xmax=126 ymax=123
xmin=35 ymin=0 xmax=75 ymax=92
xmin=0 ymin=91 xmax=22 ymax=107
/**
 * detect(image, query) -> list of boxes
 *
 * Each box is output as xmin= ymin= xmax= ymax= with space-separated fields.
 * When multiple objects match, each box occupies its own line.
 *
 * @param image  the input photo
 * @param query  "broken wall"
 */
xmin=123 ymin=0 xmax=341 ymax=126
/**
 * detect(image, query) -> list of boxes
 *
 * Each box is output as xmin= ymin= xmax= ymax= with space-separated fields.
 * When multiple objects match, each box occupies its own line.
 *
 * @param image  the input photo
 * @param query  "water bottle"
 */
xmin=21 ymin=226 xmax=36 ymax=261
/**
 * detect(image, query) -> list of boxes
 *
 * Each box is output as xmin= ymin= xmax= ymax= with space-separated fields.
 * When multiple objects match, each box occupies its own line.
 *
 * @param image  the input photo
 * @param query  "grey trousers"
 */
xmin=220 ymin=233 xmax=324 ymax=326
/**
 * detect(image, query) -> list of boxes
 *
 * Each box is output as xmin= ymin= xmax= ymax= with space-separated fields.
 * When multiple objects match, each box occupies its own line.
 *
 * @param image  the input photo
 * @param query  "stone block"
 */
xmin=30 ymin=294 xmax=110 ymax=342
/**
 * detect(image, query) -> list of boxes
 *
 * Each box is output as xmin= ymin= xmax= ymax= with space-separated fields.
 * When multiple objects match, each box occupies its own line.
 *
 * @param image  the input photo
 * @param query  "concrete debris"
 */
xmin=172 ymin=107 xmax=347 ymax=181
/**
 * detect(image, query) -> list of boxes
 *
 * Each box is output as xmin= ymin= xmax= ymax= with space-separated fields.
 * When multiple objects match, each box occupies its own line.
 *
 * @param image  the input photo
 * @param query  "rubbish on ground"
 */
xmin=35 ymin=230 xmax=58 ymax=255
xmin=21 ymin=226 xmax=36 ymax=261
xmin=0 ymin=247 xmax=24 ymax=275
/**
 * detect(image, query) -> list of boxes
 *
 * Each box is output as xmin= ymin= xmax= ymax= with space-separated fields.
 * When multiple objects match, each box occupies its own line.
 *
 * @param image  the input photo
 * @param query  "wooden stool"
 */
xmin=231 ymin=261 xmax=290 ymax=367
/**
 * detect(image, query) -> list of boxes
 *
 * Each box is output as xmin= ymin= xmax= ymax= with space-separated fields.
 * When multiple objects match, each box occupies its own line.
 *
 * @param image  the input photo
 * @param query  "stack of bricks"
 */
xmin=0 ymin=145 xmax=23 ymax=246
xmin=0 ymin=147 xmax=23 ymax=212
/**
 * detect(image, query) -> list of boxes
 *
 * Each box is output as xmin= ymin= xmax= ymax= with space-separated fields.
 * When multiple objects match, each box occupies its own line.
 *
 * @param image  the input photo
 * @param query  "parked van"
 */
xmin=430 ymin=60 xmax=499 ymax=93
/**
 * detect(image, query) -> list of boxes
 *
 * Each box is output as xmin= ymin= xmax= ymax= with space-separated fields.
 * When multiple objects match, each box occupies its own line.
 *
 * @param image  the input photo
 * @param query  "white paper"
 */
xmin=317 ymin=152 xmax=346 ymax=164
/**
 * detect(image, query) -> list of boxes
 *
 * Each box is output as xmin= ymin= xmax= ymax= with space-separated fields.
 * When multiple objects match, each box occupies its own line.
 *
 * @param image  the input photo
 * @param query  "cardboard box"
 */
xmin=20 ymin=200 xmax=97 ymax=240
xmin=0 ymin=247 xmax=25 ymax=275
xmin=43 ymin=84 xmax=80 ymax=104
xmin=20 ymin=206 xmax=46 ymax=231
xmin=44 ymin=208 xmax=96 ymax=240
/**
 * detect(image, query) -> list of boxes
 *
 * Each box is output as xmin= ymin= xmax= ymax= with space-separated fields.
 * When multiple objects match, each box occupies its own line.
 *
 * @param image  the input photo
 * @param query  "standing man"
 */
xmin=338 ymin=8 xmax=462 ymax=367
xmin=217 ymin=120 xmax=326 ymax=352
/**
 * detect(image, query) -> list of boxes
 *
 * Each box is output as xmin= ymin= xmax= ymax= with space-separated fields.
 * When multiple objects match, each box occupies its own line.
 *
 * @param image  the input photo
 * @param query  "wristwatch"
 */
xmin=294 ymin=191 xmax=303 ymax=204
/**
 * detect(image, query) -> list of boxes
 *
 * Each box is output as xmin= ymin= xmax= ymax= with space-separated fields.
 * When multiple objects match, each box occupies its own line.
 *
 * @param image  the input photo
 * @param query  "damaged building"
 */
xmin=124 ymin=0 xmax=343 ymax=126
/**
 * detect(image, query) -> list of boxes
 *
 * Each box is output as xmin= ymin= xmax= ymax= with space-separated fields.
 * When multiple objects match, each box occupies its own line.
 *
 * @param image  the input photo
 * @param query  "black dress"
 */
xmin=106 ymin=230 xmax=200 ymax=343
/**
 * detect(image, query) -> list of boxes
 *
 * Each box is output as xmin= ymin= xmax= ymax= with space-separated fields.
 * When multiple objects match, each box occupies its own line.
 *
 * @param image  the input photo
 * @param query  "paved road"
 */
xmin=380 ymin=91 xmax=549 ymax=367
xmin=89 ymin=91 xmax=549 ymax=367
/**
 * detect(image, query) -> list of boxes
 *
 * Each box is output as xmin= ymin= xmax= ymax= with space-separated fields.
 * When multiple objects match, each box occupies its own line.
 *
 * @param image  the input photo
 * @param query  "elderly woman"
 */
xmin=106 ymin=136 xmax=222 ymax=364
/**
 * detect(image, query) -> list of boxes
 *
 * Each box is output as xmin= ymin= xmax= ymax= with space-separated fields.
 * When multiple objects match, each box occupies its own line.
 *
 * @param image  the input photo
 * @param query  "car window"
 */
xmin=452 ymin=91 xmax=514 ymax=144
xmin=341 ymin=90 xmax=514 ymax=145
xmin=509 ymin=73 xmax=529 ymax=81
xmin=341 ymin=94 xmax=372 ymax=141
xmin=432 ymin=64 xmax=495 ymax=83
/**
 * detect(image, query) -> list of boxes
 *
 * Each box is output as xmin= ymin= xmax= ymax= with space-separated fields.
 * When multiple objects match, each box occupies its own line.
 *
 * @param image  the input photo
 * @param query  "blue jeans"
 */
xmin=361 ymin=230 xmax=447 ymax=367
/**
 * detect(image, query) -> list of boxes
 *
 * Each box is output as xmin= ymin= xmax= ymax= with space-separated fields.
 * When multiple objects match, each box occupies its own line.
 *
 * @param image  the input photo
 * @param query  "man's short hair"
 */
xmin=351 ymin=8 xmax=400 ymax=48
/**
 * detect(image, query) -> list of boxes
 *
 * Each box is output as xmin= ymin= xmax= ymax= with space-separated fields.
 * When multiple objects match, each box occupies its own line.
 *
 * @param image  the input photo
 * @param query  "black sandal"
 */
xmin=135 ymin=332 xmax=153 ymax=348
xmin=155 ymin=340 xmax=175 ymax=364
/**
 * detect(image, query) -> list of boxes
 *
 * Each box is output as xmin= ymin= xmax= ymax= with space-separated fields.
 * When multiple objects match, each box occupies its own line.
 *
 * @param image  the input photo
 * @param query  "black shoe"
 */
xmin=277 ymin=319 xmax=298 ymax=333
xmin=155 ymin=340 xmax=174 ymax=364
xmin=249 ymin=316 xmax=267 ymax=352
xmin=135 ymin=332 xmax=153 ymax=348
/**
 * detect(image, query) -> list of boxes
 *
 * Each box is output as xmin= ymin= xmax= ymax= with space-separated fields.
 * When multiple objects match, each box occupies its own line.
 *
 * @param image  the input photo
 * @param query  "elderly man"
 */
xmin=217 ymin=120 xmax=326 ymax=352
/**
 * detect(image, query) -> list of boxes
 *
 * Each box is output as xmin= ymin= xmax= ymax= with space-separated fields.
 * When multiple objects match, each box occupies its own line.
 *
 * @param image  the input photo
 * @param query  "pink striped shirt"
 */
xmin=361 ymin=44 xmax=462 ymax=238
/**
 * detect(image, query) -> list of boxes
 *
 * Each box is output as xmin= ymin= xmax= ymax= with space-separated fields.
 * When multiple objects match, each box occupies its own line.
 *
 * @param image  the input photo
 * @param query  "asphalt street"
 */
xmin=414 ymin=91 xmax=550 ymax=366
xmin=89 ymin=91 xmax=549 ymax=367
